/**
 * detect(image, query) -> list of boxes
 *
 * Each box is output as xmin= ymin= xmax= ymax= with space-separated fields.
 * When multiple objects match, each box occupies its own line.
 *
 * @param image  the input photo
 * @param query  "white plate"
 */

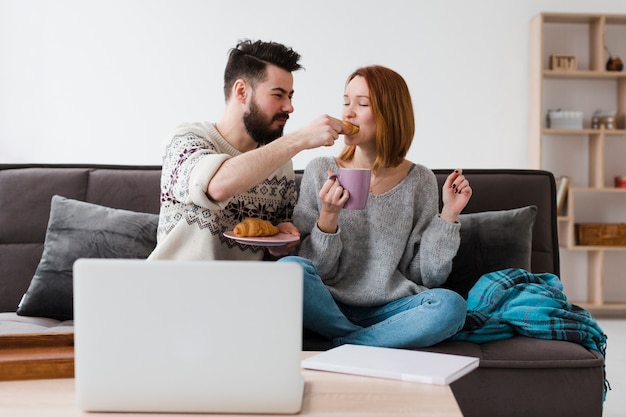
xmin=223 ymin=231 xmax=300 ymax=247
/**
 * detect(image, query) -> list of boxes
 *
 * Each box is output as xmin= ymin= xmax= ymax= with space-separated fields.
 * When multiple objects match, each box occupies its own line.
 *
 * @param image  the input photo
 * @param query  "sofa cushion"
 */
xmin=0 ymin=312 xmax=74 ymax=335
xmin=16 ymin=195 xmax=158 ymax=321
xmin=445 ymin=206 xmax=537 ymax=298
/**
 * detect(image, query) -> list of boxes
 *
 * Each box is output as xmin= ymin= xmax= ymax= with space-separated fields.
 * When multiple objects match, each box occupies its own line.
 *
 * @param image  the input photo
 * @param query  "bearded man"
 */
xmin=149 ymin=39 xmax=350 ymax=261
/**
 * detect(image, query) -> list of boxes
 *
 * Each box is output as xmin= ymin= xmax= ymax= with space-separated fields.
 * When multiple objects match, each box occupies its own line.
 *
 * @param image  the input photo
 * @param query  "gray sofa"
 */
xmin=0 ymin=164 xmax=605 ymax=417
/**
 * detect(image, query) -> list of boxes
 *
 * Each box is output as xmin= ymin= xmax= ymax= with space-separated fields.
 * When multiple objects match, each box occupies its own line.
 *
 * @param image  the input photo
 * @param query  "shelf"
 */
xmin=570 ymin=187 xmax=626 ymax=193
xmin=542 ymin=13 xmax=626 ymax=24
xmin=542 ymin=129 xmax=626 ymax=136
xmin=564 ymin=245 xmax=626 ymax=251
xmin=543 ymin=70 xmax=626 ymax=79
xmin=531 ymin=12 xmax=626 ymax=316
xmin=577 ymin=303 xmax=626 ymax=318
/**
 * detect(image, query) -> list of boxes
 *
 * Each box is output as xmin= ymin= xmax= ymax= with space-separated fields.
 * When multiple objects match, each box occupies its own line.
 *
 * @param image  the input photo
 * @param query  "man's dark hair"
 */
xmin=223 ymin=39 xmax=303 ymax=100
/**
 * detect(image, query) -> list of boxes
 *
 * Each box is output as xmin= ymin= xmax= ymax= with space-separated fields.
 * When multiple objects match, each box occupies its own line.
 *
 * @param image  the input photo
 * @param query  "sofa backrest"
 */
xmin=431 ymin=169 xmax=559 ymax=277
xmin=0 ymin=164 xmax=162 ymax=312
xmin=0 ymin=164 xmax=559 ymax=313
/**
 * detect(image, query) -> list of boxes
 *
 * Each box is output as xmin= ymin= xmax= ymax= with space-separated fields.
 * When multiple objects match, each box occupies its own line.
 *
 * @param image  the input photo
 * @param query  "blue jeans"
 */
xmin=279 ymin=256 xmax=467 ymax=348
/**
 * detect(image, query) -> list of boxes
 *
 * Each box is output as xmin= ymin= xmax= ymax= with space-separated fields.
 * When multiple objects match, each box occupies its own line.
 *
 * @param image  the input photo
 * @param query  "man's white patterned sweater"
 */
xmin=148 ymin=122 xmax=296 ymax=261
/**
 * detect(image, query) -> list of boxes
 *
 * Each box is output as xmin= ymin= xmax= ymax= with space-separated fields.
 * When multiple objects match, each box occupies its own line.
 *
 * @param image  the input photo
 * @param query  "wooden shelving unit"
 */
xmin=530 ymin=13 xmax=626 ymax=317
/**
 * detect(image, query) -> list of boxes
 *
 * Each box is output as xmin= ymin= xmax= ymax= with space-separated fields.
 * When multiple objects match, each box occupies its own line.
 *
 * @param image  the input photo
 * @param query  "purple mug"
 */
xmin=328 ymin=168 xmax=371 ymax=210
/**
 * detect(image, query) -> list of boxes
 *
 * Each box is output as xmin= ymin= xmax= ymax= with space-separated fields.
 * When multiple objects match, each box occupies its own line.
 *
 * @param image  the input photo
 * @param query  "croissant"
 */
xmin=342 ymin=120 xmax=360 ymax=135
xmin=233 ymin=218 xmax=280 ymax=237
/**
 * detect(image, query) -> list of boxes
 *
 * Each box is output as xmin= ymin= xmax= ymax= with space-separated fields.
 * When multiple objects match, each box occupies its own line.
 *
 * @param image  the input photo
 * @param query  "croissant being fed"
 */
xmin=342 ymin=120 xmax=360 ymax=135
xmin=233 ymin=218 xmax=280 ymax=237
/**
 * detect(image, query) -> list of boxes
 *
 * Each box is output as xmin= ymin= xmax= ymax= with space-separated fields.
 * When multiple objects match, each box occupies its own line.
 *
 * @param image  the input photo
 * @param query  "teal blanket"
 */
xmin=449 ymin=268 xmax=609 ymax=399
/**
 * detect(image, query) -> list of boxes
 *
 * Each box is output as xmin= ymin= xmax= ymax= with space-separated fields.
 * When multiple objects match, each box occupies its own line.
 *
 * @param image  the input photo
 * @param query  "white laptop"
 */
xmin=73 ymin=259 xmax=304 ymax=414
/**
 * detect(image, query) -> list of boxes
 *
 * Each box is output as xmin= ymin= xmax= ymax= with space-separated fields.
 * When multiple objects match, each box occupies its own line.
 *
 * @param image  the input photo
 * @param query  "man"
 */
xmin=148 ymin=39 xmax=350 ymax=261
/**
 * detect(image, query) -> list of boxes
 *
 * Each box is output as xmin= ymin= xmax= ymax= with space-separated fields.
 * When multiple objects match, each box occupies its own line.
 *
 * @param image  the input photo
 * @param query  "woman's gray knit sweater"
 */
xmin=294 ymin=157 xmax=461 ymax=307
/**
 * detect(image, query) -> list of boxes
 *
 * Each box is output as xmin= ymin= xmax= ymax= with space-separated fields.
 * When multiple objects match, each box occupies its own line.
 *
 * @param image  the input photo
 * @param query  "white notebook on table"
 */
xmin=302 ymin=344 xmax=479 ymax=385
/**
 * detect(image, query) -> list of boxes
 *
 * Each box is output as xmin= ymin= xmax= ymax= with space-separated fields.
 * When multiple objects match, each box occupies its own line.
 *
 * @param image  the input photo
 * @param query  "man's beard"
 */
xmin=243 ymin=98 xmax=289 ymax=145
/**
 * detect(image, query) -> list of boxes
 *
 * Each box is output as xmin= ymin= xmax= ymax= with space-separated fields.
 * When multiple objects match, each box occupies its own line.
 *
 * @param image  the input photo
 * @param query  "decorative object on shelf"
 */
xmin=556 ymin=175 xmax=570 ymax=215
xmin=549 ymin=54 xmax=577 ymax=71
xmin=591 ymin=110 xmax=617 ymax=130
xmin=576 ymin=223 xmax=626 ymax=246
xmin=616 ymin=176 xmax=626 ymax=188
xmin=604 ymin=45 xmax=624 ymax=71
xmin=606 ymin=56 xmax=624 ymax=71
xmin=546 ymin=109 xmax=583 ymax=129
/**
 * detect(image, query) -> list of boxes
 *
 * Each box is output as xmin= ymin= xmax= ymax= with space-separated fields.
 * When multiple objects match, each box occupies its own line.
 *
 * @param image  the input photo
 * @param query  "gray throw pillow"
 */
xmin=16 ymin=195 xmax=158 ymax=320
xmin=444 ymin=205 xmax=537 ymax=298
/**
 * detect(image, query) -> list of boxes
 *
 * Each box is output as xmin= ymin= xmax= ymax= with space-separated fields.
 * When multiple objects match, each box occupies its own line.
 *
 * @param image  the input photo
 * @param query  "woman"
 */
xmin=280 ymin=65 xmax=472 ymax=348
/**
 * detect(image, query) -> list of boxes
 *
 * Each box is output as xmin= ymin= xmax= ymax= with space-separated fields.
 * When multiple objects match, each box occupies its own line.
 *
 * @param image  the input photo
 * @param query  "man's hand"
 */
xmin=289 ymin=115 xmax=347 ymax=149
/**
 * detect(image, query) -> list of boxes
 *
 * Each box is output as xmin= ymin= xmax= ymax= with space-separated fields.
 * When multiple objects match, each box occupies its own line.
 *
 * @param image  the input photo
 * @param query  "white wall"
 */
xmin=2 ymin=0 xmax=626 ymax=170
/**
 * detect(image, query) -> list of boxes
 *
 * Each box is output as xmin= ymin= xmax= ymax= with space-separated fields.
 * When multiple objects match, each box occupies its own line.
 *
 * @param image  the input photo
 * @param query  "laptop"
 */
xmin=73 ymin=259 xmax=304 ymax=414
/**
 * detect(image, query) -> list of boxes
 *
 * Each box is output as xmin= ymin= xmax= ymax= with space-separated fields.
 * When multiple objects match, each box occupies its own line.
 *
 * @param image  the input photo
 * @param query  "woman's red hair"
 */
xmin=338 ymin=65 xmax=415 ymax=172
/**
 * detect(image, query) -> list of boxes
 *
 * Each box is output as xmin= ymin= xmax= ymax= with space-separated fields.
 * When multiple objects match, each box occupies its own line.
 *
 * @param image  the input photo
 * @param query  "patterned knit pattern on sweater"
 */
xmin=148 ymin=122 xmax=296 ymax=261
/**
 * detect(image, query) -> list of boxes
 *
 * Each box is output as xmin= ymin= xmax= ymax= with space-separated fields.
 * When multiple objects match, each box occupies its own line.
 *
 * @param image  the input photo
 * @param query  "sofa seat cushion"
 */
xmin=306 ymin=333 xmax=603 ymax=368
xmin=423 ymin=336 xmax=603 ymax=368
xmin=0 ymin=312 xmax=74 ymax=335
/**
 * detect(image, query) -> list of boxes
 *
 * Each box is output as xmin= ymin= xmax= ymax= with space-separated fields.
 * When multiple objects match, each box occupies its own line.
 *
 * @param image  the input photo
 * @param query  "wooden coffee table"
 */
xmin=0 ymin=352 xmax=463 ymax=416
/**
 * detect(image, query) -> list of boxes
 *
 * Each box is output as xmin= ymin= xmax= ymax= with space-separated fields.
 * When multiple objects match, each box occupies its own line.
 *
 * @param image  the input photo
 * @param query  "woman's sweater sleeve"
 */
xmin=406 ymin=169 xmax=461 ymax=288
xmin=293 ymin=159 xmax=343 ymax=278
